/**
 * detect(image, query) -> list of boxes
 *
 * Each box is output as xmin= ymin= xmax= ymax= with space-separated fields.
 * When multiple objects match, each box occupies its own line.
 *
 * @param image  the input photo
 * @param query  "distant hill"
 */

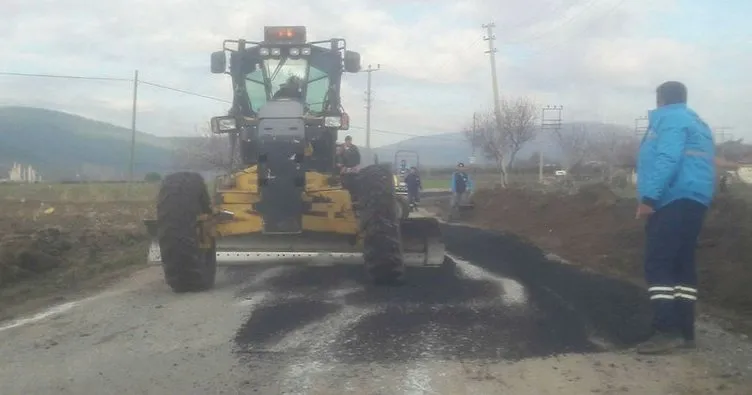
xmin=0 ymin=107 xmax=176 ymax=181
xmin=0 ymin=106 xmax=635 ymax=180
xmin=372 ymin=122 xmax=634 ymax=168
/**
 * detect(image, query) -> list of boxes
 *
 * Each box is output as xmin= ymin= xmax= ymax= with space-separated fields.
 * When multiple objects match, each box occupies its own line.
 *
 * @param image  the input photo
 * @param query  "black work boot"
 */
xmin=636 ymin=332 xmax=685 ymax=355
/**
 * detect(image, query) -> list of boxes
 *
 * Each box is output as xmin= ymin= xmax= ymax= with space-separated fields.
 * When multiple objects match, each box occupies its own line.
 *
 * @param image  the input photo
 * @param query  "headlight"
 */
xmin=259 ymin=48 xmax=270 ymax=56
xmin=301 ymin=47 xmax=311 ymax=55
xmin=271 ymin=48 xmax=281 ymax=56
xmin=289 ymin=48 xmax=300 ymax=56
xmin=324 ymin=116 xmax=341 ymax=127
xmin=210 ymin=116 xmax=237 ymax=134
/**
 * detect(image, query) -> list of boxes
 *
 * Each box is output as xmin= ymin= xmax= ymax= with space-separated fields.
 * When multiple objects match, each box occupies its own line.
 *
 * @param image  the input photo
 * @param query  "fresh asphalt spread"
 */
xmin=228 ymin=223 xmax=655 ymax=392
xmin=0 ymin=221 xmax=664 ymax=394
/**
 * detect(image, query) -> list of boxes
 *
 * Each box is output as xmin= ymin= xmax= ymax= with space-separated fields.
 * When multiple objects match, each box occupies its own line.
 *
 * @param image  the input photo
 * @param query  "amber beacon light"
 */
xmin=264 ymin=26 xmax=307 ymax=44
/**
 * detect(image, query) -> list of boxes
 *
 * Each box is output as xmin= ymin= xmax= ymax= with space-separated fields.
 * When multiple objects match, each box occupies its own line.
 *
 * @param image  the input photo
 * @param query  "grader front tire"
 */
xmin=156 ymin=172 xmax=217 ymax=293
xmin=357 ymin=164 xmax=406 ymax=285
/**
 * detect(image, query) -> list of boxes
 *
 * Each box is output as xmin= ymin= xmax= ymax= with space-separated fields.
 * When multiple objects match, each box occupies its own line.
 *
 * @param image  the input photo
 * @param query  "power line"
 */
xmin=139 ymin=80 xmax=231 ymax=103
xmin=514 ymin=0 xmax=628 ymax=57
xmin=501 ymin=0 xmax=576 ymax=33
xmin=349 ymin=125 xmax=465 ymax=141
xmin=0 ymin=71 xmax=130 ymax=82
xmin=0 ymin=69 xmax=473 ymax=154
xmin=0 ymin=70 xmax=230 ymax=104
xmin=503 ymin=0 xmax=601 ymax=44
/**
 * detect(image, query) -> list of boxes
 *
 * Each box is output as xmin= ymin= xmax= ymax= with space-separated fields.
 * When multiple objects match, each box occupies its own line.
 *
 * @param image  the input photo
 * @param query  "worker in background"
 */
xmin=335 ymin=144 xmax=345 ymax=169
xmin=450 ymin=162 xmax=473 ymax=210
xmin=404 ymin=166 xmax=422 ymax=209
xmin=341 ymin=135 xmax=360 ymax=168
xmin=338 ymin=136 xmax=361 ymax=201
xmin=634 ymin=81 xmax=716 ymax=355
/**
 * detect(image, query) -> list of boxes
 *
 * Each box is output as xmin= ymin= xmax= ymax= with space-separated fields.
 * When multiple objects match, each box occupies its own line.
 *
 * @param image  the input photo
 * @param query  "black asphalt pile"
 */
xmin=441 ymin=224 xmax=653 ymax=347
xmin=457 ymin=186 xmax=752 ymax=333
xmin=232 ymin=223 xmax=653 ymax=364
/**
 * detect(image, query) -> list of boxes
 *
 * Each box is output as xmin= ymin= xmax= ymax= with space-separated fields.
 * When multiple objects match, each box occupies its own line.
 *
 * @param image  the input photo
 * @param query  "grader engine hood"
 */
xmin=255 ymin=100 xmax=307 ymax=234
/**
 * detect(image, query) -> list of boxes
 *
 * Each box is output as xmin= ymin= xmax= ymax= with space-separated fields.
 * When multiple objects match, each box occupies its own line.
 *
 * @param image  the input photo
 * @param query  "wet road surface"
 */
xmin=0 ymin=223 xmax=744 ymax=394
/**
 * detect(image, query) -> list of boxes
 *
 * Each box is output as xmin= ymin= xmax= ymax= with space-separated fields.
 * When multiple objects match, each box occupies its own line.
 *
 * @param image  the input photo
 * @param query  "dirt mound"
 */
xmin=0 ymin=227 xmax=71 ymax=284
xmin=0 ymin=200 xmax=153 ymax=319
xmin=455 ymin=185 xmax=752 ymax=331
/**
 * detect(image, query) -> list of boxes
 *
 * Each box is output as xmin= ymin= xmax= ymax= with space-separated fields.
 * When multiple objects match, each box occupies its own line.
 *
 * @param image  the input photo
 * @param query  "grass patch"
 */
xmin=0 ymin=183 xmax=159 ymax=202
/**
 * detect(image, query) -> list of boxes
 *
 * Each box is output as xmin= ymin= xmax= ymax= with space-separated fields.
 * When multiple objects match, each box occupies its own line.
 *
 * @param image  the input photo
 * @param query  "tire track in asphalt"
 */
xmin=228 ymin=234 xmax=642 ymax=392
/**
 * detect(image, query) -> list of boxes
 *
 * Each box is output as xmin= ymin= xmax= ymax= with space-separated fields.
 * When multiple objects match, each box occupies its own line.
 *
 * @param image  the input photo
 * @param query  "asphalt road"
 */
xmin=0 ymin=223 xmax=747 ymax=394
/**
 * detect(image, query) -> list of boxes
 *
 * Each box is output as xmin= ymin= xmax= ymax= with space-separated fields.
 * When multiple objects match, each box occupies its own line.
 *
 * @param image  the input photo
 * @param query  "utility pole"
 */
xmin=634 ymin=115 xmax=648 ymax=139
xmin=471 ymin=112 xmax=478 ymax=177
xmin=129 ymin=69 xmax=139 ymax=184
xmin=482 ymin=23 xmax=502 ymax=124
xmin=714 ymin=126 xmax=733 ymax=143
xmin=363 ymin=64 xmax=380 ymax=149
xmin=714 ymin=126 xmax=733 ymax=158
xmin=540 ymin=105 xmax=563 ymax=182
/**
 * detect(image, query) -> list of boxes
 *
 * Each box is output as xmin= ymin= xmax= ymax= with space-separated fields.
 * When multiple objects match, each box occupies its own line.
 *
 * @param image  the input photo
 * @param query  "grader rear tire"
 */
xmin=357 ymin=164 xmax=406 ymax=285
xmin=156 ymin=172 xmax=217 ymax=293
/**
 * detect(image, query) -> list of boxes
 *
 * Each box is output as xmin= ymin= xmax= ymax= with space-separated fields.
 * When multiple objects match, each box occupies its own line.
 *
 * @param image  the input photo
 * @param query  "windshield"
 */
xmin=243 ymin=57 xmax=331 ymax=114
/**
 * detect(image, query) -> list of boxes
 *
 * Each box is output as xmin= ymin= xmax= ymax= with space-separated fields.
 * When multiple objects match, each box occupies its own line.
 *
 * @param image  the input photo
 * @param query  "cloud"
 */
xmin=0 ymin=0 xmax=750 ymax=147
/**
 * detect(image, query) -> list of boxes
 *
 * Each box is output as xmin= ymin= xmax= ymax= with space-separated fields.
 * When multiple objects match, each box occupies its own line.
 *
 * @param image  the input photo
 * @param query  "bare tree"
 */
xmin=465 ymin=96 xmax=539 ymax=187
xmin=465 ymin=111 xmax=510 ymax=186
xmin=587 ymin=126 xmax=639 ymax=182
xmin=171 ymin=125 xmax=234 ymax=172
xmin=552 ymin=124 xmax=590 ymax=172
xmin=501 ymin=97 xmax=539 ymax=169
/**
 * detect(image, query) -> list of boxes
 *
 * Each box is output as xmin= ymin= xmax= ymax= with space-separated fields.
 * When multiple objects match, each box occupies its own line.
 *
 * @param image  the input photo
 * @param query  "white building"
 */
xmin=8 ymin=163 xmax=41 ymax=183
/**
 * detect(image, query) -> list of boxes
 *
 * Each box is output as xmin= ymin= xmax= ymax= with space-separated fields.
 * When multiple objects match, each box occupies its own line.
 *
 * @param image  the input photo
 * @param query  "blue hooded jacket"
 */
xmin=451 ymin=171 xmax=473 ymax=193
xmin=637 ymin=103 xmax=716 ymax=209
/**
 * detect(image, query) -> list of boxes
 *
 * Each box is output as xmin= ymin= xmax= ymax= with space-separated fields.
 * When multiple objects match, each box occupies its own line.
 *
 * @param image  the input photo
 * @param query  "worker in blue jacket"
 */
xmin=634 ymin=81 xmax=716 ymax=354
xmin=450 ymin=162 xmax=473 ymax=209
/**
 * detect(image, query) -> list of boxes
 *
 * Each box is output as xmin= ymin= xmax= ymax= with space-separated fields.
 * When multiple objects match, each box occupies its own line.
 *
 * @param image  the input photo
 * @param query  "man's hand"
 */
xmin=635 ymin=203 xmax=655 ymax=219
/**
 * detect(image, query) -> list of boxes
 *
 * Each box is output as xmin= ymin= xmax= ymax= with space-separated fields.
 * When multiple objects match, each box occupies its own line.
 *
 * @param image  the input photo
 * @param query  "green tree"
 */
xmin=144 ymin=172 xmax=162 ymax=182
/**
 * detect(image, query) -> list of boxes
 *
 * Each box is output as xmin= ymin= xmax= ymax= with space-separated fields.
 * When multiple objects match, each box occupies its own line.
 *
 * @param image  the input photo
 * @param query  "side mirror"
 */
xmin=211 ymin=51 xmax=226 ymax=74
xmin=344 ymin=51 xmax=361 ymax=73
xmin=210 ymin=116 xmax=238 ymax=134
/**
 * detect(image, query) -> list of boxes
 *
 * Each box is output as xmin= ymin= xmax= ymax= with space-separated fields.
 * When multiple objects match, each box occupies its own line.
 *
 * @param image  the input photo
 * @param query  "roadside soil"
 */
xmin=428 ymin=184 xmax=752 ymax=335
xmin=0 ymin=200 xmax=153 ymax=320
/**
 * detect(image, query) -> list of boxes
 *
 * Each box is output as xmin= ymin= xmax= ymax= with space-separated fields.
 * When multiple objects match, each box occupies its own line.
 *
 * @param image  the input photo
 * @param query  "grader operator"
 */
xmin=145 ymin=26 xmax=445 ymax=292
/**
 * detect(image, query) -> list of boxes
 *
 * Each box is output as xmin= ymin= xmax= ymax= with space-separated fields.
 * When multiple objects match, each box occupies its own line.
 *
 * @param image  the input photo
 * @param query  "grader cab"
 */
xmin=144 ymin=26 xmax=445 ymax=292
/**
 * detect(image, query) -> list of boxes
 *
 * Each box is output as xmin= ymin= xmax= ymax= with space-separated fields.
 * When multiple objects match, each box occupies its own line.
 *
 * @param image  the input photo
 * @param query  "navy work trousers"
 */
xmin=644 ymin=198 xmax=707 ymax=340
xmin=407 ymin=188 xmax=420 ymax=205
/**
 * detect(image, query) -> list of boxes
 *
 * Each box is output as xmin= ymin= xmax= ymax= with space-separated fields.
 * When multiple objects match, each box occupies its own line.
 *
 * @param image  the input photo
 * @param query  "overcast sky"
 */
xmin=1 ymin=0 xmax=750 ymax=147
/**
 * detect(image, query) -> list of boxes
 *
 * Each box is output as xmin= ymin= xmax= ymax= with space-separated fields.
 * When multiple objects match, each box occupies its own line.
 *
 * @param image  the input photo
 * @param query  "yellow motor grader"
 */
xmin=144 ymin=26 xmax=445 ymax=292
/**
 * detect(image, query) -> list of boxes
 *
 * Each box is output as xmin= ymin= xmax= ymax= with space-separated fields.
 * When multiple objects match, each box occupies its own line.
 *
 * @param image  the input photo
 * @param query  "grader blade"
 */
xmin=144 ymin=218 xmax=446 ymax=267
